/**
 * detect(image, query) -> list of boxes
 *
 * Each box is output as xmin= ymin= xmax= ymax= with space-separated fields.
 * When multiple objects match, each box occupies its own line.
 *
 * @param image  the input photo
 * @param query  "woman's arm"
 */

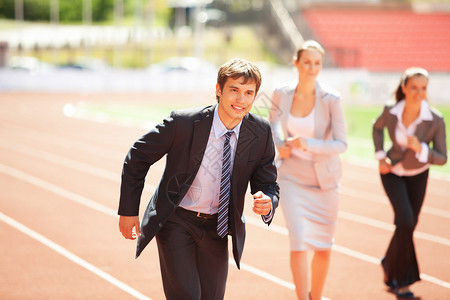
xmin=428 ymin=116 xmax=448 ymax=165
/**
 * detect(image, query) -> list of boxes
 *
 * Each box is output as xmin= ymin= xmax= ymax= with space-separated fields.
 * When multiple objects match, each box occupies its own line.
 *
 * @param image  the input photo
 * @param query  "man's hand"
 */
xmin=252 ymin=191 xmax=272 ymax=216
xmin=119 ymin=215 xmax=141 ymax=240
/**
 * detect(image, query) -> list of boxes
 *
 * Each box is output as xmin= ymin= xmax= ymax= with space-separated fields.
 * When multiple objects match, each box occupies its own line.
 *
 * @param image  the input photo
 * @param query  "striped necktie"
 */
xmin=217 ymin=131 xmax=233 ymax=238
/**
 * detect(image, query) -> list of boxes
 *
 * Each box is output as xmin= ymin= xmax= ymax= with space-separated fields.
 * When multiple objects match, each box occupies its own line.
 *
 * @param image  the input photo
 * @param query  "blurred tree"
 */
xmin=59 ymin=0 xmax=82 ymax=21
xmin=0 ymin=0 xmax=14 ymax=19
xmin=23 ymin=0 xmax=50 ymax=21
xmin=214 ymin=0 xmax=264 ymax=12
xmin=0 ymin=0 xmax=115 ymax=22
xmin=92 ymin=0 xmax=114 ymax=22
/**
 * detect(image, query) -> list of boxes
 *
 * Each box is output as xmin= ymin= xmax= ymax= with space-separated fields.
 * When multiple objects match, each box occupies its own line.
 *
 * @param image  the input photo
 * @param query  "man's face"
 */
xmin=216 ymin=76 xmax=257 ymax=129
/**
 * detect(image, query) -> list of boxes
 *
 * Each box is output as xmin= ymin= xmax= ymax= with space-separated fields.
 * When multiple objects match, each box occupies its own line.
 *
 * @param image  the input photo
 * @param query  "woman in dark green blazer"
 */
xmin=372 ymin=67 xmax=447 ymax=298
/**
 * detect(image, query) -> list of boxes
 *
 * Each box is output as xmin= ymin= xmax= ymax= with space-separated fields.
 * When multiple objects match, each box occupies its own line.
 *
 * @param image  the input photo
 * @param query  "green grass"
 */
xmin=343 ymin=105 xmax=450 ymax=175
xmin=85 ymin=102 xmax=185 ymax=121
xmin=76 ymin=102 xmax=450 ymax=175
xmin=344 ymin=105 xmax=450 ymax=146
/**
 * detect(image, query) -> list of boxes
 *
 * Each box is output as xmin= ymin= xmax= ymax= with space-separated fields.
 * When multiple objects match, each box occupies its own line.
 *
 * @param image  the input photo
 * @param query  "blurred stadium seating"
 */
xmin=301 ymin=9 xmax=450 ymax=71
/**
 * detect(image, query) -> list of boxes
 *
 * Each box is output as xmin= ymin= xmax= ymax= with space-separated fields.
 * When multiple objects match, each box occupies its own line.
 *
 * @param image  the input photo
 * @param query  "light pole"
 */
xmin=83 ymin=0 xmax=92 ymax=25
xmin=15 ymin=0 xmax=24 ymax=24
xmin=50 ymin=0 xmax=60 ymax=65
xmin=50 ymin=0 xmax=59 ymax=24
xmin=114 ymin=0 xmax=124 ymax=68
xmin=83 ymin=0 xmax=92 ymax=58
xmin=14 ymin=0 xmax=24 ymax=59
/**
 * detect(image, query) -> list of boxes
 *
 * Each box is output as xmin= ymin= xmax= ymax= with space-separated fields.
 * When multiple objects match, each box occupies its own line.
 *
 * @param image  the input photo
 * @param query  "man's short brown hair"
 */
xmin=216 ymin=58 xmax=262 ymax=102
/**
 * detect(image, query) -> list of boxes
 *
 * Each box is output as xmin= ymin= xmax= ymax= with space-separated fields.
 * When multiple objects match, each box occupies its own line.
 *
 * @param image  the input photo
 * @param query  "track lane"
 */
xmin=1 ymin=93 xmax=449 ymax=299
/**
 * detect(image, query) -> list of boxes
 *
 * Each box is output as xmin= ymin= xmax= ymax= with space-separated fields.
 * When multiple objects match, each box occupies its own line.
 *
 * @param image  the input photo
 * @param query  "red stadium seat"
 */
xmin=302 ymin=10 xmax=450 ymax=71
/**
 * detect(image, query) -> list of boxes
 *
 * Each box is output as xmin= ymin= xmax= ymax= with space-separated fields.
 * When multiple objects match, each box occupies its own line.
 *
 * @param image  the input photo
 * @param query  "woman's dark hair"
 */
xmin=295 ymin=40 xmax=325 ymax=62
xmin=394 ymin=67 xmax=429 ymax=102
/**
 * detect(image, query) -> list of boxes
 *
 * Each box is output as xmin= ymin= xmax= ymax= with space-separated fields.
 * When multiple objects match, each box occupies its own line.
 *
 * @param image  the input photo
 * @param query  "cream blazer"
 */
xmin=269 ymin=81 xmax=347 ymax=190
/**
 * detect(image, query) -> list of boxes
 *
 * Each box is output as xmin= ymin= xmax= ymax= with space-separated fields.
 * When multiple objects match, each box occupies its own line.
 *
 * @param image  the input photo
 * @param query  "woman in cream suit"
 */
xmin=373 ymin=67 xmax=447 ymax=298
xmin=269 ymin=40 xmax=347 ymax=300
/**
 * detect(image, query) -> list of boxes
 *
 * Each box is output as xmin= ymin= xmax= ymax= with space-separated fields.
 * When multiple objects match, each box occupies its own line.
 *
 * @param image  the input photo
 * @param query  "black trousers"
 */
xmin=155 ymin=207 xmax=229 ymax=300
xmin=380 ymin=169 xmax=429 ymax=288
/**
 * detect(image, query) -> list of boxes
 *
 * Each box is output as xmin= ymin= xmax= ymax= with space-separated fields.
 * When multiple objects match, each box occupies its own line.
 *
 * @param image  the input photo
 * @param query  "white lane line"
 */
xmin=338 ymin=211 xmax=450 ymax=247
xmin=0 ymin=139 xmax=158 ymax=194
xmin=420 ymin=274 xmax=450 ymax=289
xmin=1 ymin=162 xmax=449 ymax=290
xmin=228 ymin=258 xmax=295 ymax=290
xmin=0 ymin=123 xmax=124 ymax=161
xmin=10 ymin=135 xmax=450 ymax=222
xmin=333 ymin=245 xmax=450 ymax=289
xmin=0 ymin=140 xmax=120 ymax=182
xmin=63 ymin=103 xmax=158 ymax=130
xmin=245 ymin=217 xmax=450 ymax=289
xmin=341 ymin=186 xmax=450 ymax=219
xmin=0 ymin=211 xmax=151 ymax=300
xmin=0 ymin=163 xmax=117 ymax=218
xmin=1 ymin=140 xmax=449 ymax=242
xmin=230 ymin=259 xmax=336 ymax=300
xmin=0 ymin=163 xmax=296 ymax=293
xmin=343 ymin=139 xmax=450 ymax=182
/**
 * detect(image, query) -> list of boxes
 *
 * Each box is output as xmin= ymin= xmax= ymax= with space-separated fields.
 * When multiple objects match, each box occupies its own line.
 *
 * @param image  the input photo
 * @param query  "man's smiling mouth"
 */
xmin=232 ymin=105 xmax=245 ymax=111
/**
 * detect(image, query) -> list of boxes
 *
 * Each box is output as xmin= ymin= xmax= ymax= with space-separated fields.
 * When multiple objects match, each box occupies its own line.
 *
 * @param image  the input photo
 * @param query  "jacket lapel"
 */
xmin=280 ymin=86 xmax=295 ymax=139
xmin=386 ymin=113 xmax=398 ymax=143
xmin=232 ymin=116 xmax=253 ymax=173
xmin=188 ymin=106 xmax=215 ymax=171
xmin=414 ymin=120 xmax=432 ymax=142
xmin=314 ymin=82 xmax=328 ymax=139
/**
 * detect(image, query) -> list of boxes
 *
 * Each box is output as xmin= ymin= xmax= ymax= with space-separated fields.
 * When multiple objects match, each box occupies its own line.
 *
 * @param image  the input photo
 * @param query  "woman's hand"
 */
xmin=279 ymin=136 xmax=308 ymax=159
xmin=278 ymin=144 xmax=292 ymax=159
xmin=379 ymin=158 xmax=392 ymax=175
xmin=286 ymin=137 xmax=300 ymax=149
xmin=286 ymin=137 xmax=307 ymax=151
xmin=407 ymin=135 xmax=422 ymax=153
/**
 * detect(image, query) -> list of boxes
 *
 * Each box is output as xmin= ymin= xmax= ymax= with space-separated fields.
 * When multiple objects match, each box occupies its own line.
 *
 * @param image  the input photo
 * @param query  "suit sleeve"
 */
xmin=372 ymin=106 xmax=389 ymax=154
xmin=118 ymin=112 xmax=177 ymax=216
xmin=269 ymin=88 xmax=286 ymax=148
xmin=249 ymin=124 xmax=280 ymax=225
xmin=428 ymin=116 xmax=447 ymax=165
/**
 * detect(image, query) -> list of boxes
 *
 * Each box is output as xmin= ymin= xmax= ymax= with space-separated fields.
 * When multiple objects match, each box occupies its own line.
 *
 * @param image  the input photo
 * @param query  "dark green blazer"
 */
xmin=372 ymin=101 xmax=447 ymax=169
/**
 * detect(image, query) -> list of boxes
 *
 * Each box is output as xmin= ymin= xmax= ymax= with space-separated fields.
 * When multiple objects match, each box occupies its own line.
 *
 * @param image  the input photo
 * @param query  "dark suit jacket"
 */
xmin=372 ymin=101 xmax=447 ymax=169
xmin=118 ymin=105 xmax=279 ymax=268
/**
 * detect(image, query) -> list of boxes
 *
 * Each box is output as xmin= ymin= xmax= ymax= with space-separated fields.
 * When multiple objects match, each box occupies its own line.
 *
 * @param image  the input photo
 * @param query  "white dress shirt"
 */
xmin=179 ymin=106 xmax=241 ymax=214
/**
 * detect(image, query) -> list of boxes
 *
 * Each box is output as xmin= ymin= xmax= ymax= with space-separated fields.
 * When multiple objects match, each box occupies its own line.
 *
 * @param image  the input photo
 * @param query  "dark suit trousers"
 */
xmin=155 ymin=207 xmax=229 ymax=300
xmin=380 ymin=169 xmax=429 ymax=288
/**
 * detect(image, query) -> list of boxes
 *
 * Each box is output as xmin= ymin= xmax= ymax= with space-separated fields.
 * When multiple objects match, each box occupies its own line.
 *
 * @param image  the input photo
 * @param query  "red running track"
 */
xmin=0 ymin=93 xmax=449 ymax=299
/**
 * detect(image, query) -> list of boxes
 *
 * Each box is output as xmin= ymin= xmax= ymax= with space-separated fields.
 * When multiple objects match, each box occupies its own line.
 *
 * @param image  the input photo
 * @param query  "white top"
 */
xmin=287 ymin=108 xmax=315 ymax=161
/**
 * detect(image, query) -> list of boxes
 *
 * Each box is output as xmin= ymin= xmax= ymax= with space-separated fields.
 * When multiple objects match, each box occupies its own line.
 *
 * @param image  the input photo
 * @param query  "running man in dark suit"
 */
xmin=118 ymin=58 xmax=280 ymax=300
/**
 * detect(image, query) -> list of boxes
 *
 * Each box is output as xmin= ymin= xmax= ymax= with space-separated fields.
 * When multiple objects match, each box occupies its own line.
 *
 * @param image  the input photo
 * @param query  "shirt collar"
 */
xmin=389 ymin=99 xmax=433 ymax=121
xmin=212 ymin=105 xmax=241 ymax=139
